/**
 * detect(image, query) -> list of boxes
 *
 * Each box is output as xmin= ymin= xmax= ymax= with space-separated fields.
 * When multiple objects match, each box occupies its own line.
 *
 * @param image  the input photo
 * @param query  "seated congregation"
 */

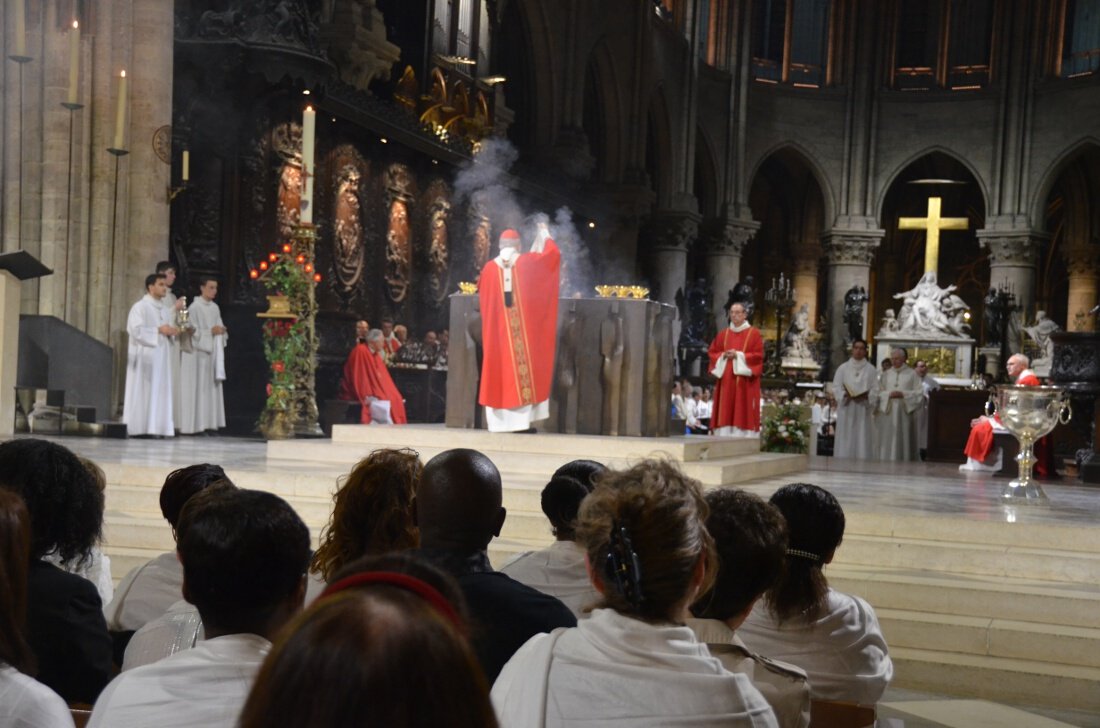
xmin=0 ymin=437 xmax=892 ymax=728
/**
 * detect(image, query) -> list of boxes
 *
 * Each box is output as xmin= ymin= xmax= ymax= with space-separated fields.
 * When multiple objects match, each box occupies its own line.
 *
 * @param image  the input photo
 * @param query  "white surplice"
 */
xmin=875 ymin=364 xmax=924 ymax=461
xmin=687 ymin=618 xmax=810 ymax=728
xmin=492 ymin=608 xmax=778 ymax=727
xmin=500 ymin=540 xmax=601 ymax=619
xmin=0 ymin=665 xmax=76 ymax=728
xmin=179 ymin=297 xmax=227 ymax=434
xmin=164 ymin=292 xmax=182 ymax=430
xmin=121 ymin=599 xmax=204 ymax=672
xmin=918 ymin=374 xmax=941 ymax=449
xmin=103 ymin=552 xmax=184 ymax=632
xmin=832 ymin=358 xmax=878 ymax=460
xmin=123 ymin=294 xmax=175 ymax=437
xmin=738 ymin=590 xmax=893 ymax=705
xmin=87 ymin=633 xmax=269 ymax=728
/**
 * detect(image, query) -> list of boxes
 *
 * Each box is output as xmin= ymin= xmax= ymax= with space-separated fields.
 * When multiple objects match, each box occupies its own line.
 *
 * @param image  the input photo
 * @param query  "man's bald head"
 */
xmin=416 ymin=449 xmax=506 ymax=551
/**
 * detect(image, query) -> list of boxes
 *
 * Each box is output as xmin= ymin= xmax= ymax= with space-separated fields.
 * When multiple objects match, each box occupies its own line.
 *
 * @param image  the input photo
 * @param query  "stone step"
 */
xmin=878 ymin=608 xmax=1100 ymax=670
xmin=836 ymin=533 xmax=1100 ymax=585
xmin=104 ymin=512 xmax=325 ymax=554
xmin=890 ymin=646 xmax=1100 ymax=712
xmin=830 ymin=565 xmax=1100 ymax=629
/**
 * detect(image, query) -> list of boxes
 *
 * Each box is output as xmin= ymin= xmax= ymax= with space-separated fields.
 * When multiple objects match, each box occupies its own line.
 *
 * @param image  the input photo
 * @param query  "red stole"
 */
xmin=477 ymin=240 xmax=560 ymax=409
xmin=707 ymin=326 xmax=765 ymax=431
xmin=338 ymin=344 xmax=408 ymax=424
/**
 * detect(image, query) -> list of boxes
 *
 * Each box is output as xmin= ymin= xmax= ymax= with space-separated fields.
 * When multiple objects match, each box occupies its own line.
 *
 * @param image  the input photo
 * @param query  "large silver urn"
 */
xmin=986 ymin=385 xmax=1072 ymax=500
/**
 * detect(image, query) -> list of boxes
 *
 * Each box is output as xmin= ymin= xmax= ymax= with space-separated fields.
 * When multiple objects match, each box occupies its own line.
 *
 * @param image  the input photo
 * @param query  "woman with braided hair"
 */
xmin=492 ymin=459 xmax=777 ymax=727
xmin=737 ymin=483 xmax=892 ymax=705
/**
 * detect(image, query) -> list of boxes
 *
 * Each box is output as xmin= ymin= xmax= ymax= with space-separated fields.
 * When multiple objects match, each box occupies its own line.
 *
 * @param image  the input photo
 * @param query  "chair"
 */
xmin=810 ymin=699 xmax=875 ymax=728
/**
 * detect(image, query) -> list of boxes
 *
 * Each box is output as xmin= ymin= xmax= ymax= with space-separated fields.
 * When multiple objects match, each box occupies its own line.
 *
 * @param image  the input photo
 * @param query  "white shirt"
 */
xmin=0 ymin=666 xmax=76 ymax=728
xmin=738 ymin=590 xmax=893 ymax=705
xmin=88 ymin=633 xmax=270 ymax=728
xmin=121 ymin=599 xmax=204 ymax=672
xmin=104 ymin=552 xmax=184 ymax=632
xmin=492 ymin=608 xmax=778 ymax=727
xmin=500 ymin=541 xmax=600 ymax=619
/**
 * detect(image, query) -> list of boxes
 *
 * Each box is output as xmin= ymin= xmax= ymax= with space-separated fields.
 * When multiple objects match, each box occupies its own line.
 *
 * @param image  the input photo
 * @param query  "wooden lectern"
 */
xmin=0 ymin=251 xmax=52 ymax=436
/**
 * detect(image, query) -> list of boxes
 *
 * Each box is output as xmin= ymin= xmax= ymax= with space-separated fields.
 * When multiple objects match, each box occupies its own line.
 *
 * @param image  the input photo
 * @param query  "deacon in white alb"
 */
xmin=123 ymin=274 xmax=178 ymax=437
xmin=831 ymin=339 xmax=878 ymax=460
xmin=179 ymin=277 xmax=228 ymax=434
xmin=875 ymin=347 xmax=924 ymax=461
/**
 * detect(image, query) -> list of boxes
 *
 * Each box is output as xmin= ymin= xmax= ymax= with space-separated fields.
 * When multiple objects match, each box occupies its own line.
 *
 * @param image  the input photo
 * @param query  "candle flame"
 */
xmin=305 ymin=104 xmax=313 ymax=112
xmin=73 ymin=20 xmax=79 ymax=29
xmin=121 ymin=70 xmax=126 ymax=78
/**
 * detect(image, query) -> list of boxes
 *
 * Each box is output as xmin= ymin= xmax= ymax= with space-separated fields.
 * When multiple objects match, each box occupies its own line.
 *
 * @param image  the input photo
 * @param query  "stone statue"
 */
xmin=983 ymin=286 xmax=1015 ymax=347
xmin=727 ymin=276 xmax=756 ymax=322
xmin=677 ymin=278 xmax=710 ymax=349
xmin=887 ymin=272 xmax=971 ymax=339
xmin=880 ymin=309 xmax=899 ymax=334
xmin=1024 ymin=311 xmax=1061 ymax=372
xmin=843 ymin=286 xmax=869 ymax=341
xmin=782 ymin=303 xmax=815 ymax=360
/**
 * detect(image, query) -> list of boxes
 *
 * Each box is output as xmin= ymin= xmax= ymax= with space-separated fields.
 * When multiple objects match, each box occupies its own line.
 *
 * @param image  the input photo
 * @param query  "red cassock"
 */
xmin=963 ymin=370 xmax=1051 ymax=476
xmin=707 ymin=326 xmax=765 ymax=432
xmin=478 ymin=240 xmax=560 ymax=410
xmin=338 ymin=344 xmax=408 ymax=424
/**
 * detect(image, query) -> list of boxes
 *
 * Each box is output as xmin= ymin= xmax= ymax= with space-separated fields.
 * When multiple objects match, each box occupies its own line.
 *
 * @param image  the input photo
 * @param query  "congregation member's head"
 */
xmin=311 ymin=449 xmax=422 ymax=582
xmin=764 ymin=483 xmax=845 ymax=624
xmin=0 ymin=489 xmax=34 ymax=674
xmin=577 ymin=459 xmax=715 ymax=624
xmin=155 ymin=260 xmax=176 ymax=287
xmin=239 ymin=553 xmax=496 ymax=728
xmin=423 ymin=330 xmax=439 ymax=347
xmin=176 ymin=488 xmax=310 ymax=639
xmin=0 ymin=439 xmax=103 ymax=568
xmin=1006 ymin=353 xmax=1029 ymax=379
xmin=145 ymin=273 xmax=168 ymax=299
xmin=692 ymin=489 xmax=787 ymax=627
xmin=416 ymin=449 xmax=504 ymax=553
xmin=159 ymin=463 xmax=232 ymax=537
xmin=541 ymin=460 xmax=605 ymax=542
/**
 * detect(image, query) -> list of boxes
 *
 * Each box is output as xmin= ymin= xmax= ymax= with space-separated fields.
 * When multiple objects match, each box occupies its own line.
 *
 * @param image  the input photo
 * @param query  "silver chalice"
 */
xmin=986 ymin=385 xmax=1071 ymax=500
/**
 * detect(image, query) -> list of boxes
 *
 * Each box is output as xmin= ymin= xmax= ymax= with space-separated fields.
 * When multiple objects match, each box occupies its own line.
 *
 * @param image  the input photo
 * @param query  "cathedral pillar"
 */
xmin=1065 ymin=249 xmax=1099 ymax=332
xmin=823 ymin=229 xmax=882 ymax=374
xmin=978 ymin=229 xmax=1042 ymax=353
xmin=601 ymin=180 xmax=655 ymax=284
xmin=646 ymin=210 xmax=699 ymax=306
xmin=703 ymin=218 xmax=757 ymax=331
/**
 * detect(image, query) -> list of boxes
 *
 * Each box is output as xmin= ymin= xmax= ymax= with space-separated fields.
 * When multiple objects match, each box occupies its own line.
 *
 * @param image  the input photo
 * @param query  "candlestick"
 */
xmin=111 ymin=70 xmax=127 ymax=151
xmin=12 ymin=0 xmax=27 ymax=59
xmin=301 ymin=104 xmax=315 ymax=224
xmin=182 ymin=149 xmax=190 ymax=182
xmin=67 ymin=21 xmax=79 ymax=105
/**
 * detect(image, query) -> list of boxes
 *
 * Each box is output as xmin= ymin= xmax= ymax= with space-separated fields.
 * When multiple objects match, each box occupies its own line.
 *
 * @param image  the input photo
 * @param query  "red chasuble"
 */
xmin=478 ymin=239 xmax=560 ymax=410
xmin=707 ymin=326 xmax=765 ymax=432
xmin=963 ymin=370 xmax=1049 ymax=473
xmin=338 ymin=344 xmax=408 ymax=424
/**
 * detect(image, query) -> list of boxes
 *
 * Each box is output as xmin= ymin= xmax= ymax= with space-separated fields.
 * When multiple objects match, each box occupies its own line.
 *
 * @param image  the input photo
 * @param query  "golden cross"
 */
xmin=898 ymin=197 xmax=969 ymax=275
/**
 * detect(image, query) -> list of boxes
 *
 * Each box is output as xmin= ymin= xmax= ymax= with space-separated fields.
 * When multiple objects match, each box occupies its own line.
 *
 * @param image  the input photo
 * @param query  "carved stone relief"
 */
xmin=384 ymin=164 xmax=415 ymax=303
xmin=333 ymin=164 xmax=365 ymax=291
xmin=423 ymin=179 xmax=453 ymax=306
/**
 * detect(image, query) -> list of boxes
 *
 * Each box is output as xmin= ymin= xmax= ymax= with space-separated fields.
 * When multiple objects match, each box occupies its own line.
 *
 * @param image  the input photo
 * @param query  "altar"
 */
xmin=445 ymin=293 xmax=679 ymax=436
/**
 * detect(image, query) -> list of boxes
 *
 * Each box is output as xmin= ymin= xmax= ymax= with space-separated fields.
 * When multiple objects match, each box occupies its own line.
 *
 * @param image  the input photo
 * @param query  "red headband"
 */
xmin=320 ymin=571 xmax=463 ymax=631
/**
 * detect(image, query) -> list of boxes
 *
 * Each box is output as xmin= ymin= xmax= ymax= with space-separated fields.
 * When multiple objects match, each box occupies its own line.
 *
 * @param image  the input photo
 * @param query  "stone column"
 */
xmin=823 ymin=230 xmax=882 ymax=375
xmin=1065 ymin=250 xmax=1099 ymax=332
xmin=979 ymin=230 xmax=1042 ymax=354
xmin=646 ymin=210 xmax=699 ymax=306
xmin=703 ymin=217 xmax=757 ymax=331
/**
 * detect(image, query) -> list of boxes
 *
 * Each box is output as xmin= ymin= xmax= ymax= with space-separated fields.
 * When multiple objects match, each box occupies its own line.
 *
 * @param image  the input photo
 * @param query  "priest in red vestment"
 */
xmin=478 ymin=222 xmax=560 ymax=432
xmin=960 ymin=353 xmax=1045 ymax=473
xmin=707 ymin=302 xmax=765 ymax=436
xmin=338 ymin=328 xmax=407 ymax=424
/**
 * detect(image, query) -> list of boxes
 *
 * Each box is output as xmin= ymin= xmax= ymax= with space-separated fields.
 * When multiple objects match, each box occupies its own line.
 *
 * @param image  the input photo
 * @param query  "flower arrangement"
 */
xmin=761 ymin=401 xmax=810 ymax=454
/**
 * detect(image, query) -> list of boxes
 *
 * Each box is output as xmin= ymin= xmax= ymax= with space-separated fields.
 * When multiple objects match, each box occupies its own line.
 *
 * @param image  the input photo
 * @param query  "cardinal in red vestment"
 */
xmin=338 ymin=329 xmax=407 ymax=424
xmin=478 ymin=222 xmax=560 ymax=432
xmin=960 ymin=353 xmax=1049 ymax=474
xmin=707 ymin=302 xmax=765 ymax=436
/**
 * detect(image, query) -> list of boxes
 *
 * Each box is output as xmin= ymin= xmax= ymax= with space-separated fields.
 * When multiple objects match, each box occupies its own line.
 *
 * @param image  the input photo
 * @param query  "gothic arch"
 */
xmin=1031 ymin=137 xmax=1100 ymax=232
xmin=497 ymin=0 xmax=559 ymax=152
xmin=694 ymin=126 xmax=720 ymax=218
xmin=583 ymin=38 xmax=626 ymax=182
xmin=875 ymin=145 xmax=991 ymax=227
xmin=645 ymin=86 xmax=675 ymax=208
xmin=747 ymin=142 xmax=836 ymax=228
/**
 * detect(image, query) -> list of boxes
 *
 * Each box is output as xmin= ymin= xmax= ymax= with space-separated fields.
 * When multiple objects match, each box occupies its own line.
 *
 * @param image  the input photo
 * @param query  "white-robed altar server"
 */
xmin=875 ymin=348 xmax=924 ymax=461
xmin=831 ymin=339 xmax=878 ymax=459
xmin=180 ymin=277 xmax=228 ymax=434
xmin=738 ymin=484 xmax=892 ymax=706
xmin=156 ymin=262 xmax=186 ymax=430
xmin=124 ymin=274 xmax=178 ymax=437
xmin=492 ymin=460 xmax=778 ymax=727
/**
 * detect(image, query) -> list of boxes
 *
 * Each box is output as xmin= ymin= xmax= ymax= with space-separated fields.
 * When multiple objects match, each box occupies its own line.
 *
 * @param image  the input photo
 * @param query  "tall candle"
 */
xmin=13 ymin=0 xmax=27 ymax=58
xmin=182 ymin=149 xmax=190 ymax=182
xmin=112 ymin=70 xmax=128 ymax=150
xmin=301 ymin=104 xmax=316 ymax=224
xmin=67 ymin=21 xmax=80 ymax=105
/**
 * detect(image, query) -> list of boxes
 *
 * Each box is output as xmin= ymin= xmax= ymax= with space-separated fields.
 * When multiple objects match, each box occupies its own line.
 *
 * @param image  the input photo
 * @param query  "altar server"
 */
xmin=123 ymin=274 xmax=178 ymax=437
xmin=179 ymin=277 xmax=228 ymax=435
xmin=832 ymin=339 xmax=878 ymax=459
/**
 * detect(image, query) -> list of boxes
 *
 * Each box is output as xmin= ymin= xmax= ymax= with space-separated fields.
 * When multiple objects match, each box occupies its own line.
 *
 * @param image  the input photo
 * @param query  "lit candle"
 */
xmin=13 ymin=0 xmax=27 ymax=58
xmin=301 ymin=104 xmax=315 ymax=224
xmin=112 ymin=70 xmax=127 ymax=150
xmin=182 ymin=149 xmax=190 ymax=182
xmin=67 ymin=21 xmax=80 ymax=105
